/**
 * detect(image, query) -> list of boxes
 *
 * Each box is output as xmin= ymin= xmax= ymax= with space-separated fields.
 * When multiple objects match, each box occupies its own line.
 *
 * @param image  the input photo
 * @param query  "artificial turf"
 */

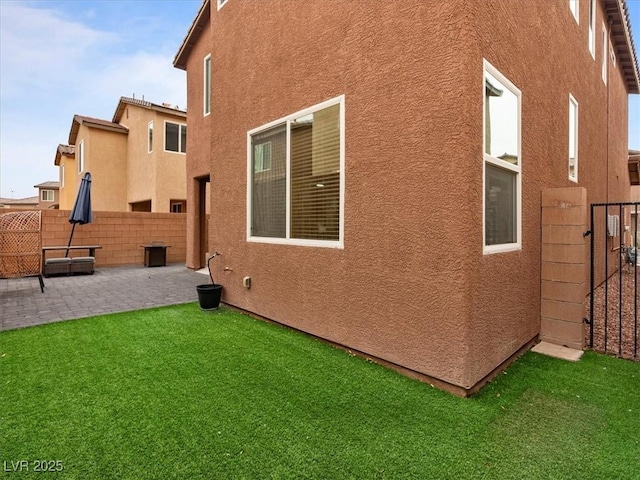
xmin=1 ymin=304 xmax=638 ymax=479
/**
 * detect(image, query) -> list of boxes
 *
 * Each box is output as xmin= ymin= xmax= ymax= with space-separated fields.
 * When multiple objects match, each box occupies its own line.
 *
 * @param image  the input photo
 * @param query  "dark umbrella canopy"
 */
xmin=69 ymin=172 xmax=93 ymax=225
xmin=65 ymin=172 xmax=92 ymax=256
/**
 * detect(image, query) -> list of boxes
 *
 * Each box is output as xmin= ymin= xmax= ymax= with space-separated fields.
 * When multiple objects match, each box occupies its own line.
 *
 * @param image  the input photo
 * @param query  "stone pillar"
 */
xmin=540 ymin=187 xmax=588 ymax=350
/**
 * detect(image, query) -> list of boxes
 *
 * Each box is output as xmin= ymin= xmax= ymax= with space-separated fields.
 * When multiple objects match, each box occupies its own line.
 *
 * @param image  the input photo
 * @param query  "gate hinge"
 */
xmin=583 ymin=317 xmax=592 ymax=325
xmin=583 ymin=230 xmax=592 ymax=237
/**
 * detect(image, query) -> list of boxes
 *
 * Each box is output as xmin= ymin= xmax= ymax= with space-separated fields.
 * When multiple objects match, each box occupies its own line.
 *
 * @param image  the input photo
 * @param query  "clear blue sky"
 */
xmin=0 ymin=0 xmax=639 ymax=199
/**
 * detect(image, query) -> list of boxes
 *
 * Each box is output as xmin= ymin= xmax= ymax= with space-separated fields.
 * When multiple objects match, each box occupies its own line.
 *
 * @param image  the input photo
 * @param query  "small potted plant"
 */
xmin=196 ymin=252 xmax=223 ymax=310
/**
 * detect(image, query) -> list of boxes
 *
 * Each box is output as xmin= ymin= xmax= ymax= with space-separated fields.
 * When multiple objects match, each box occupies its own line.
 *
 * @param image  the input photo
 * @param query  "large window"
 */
xmin=569 ymin=94 xmax=578 ymax=182
xmin=165 ymin=121 xmax=187 ymax=153
xmin=78 ymin=140 xmax=84 ymax=173
xmin=204 ymin=54 xmax=211 ymax=116
xmin=247 ymin=96 xmax=344 ymax=247
xmin=483 ymin=61 xmax=521 ymax=253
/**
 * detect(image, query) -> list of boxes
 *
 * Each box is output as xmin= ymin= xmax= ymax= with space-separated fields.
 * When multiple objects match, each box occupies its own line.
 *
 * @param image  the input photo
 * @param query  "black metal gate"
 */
xmin=587 ymin=202 xmax=639 ymax=360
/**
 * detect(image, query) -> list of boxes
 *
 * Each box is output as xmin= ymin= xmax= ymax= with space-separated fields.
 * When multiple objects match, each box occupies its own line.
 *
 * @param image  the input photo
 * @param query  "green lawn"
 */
xmin=1 ymin=304 xmax=638 ymax=479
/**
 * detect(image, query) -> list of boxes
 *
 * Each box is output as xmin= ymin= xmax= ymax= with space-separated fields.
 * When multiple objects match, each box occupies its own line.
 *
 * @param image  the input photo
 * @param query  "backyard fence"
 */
xmin=586 ymin=202 xmax=639 ymax=361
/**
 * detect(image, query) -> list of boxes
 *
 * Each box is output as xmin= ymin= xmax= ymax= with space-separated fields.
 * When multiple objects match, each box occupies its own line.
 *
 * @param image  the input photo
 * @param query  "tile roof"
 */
xmin=112 ymin=96 xmax=186 ymax=123
xmin=33 ymin=181 xmax=60 ymax=189
xmin=69 ymin=114 xmax=128 ymax=145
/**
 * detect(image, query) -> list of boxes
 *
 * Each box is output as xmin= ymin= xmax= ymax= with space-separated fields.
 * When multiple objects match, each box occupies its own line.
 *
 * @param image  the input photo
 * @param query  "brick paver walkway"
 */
xmin=0 ymin=264 xmax=208 ymax=331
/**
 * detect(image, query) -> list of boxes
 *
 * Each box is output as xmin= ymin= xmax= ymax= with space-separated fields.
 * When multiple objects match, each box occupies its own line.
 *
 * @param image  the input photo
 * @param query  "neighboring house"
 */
xmin=174 ymin=0 xmax=639 ymax=394
xmin=33 ymin=181 xmax=60 ymax=209
xmin=54 ymin=144 xmax=76 ymax=209
xmin=0 ymin=197 xmax=39 ymax=209
xmin=56 ymin=98 xmax=188 ymax=213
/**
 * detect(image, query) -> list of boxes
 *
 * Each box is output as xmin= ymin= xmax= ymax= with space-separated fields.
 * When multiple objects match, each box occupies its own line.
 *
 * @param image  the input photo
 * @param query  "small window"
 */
xmin=78 ymin=140 xmax=84 ymax=173
xmin=148 ymin=121 xmax=153 ymax=153
xmin=171 ymin=202 xmax=183 ymax=213
xmin=601 ymin=22 xmax=607 ymax=84
xmin=165 ymin=121 xmax=187 ymax=153
xmin=569 ymin=0 xmax=579 ymax=23
xmin=41 ymin=190 xmax=54 ymax=202
xmin=588 ymin=0 xmax=596 ymax=58
xmin=217 ymin=0 xmax=228 ymax=9
xmin=483 ymin=60 xmax=521 ymax=253
xmin=569 ymin=94 xmax=578 ymax=182
xmin=204 ymin=55 xmax=211 ymax=116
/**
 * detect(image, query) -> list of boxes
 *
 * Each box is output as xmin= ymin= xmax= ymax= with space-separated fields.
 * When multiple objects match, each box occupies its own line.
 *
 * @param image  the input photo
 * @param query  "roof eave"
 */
xmin=173 ymin=0 xmax=210 ymax=71
xmin=604 ymin=0 xmax=640 ymax=94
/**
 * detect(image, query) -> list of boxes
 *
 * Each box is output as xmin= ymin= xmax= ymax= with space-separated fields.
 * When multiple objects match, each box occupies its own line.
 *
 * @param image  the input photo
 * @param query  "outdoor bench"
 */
xmin=42 ymin=245 xmax=101 ymax=277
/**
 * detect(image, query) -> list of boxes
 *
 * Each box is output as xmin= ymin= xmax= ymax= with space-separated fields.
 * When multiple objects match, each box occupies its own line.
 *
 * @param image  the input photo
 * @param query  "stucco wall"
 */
xmin=58 ymin=153 xmax=77 ymax=210
xmin=185 ymin=0 xmax=633 ymax=390
xmin=78 ymin=125 xmax=128 ymax=212
xmin=184 ymin=17 xmax=212 ymax=269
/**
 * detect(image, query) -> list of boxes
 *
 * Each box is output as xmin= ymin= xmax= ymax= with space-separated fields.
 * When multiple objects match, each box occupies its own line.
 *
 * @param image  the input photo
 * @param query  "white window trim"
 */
xmin=148 ymin=121 xmax=153 ymax=153
xmin=41 ymin=190 xmax=54 ymax=202
xmin=163 ymin=120 xmax=187 ymax=154
xmin=204 ymin=54 xmax=212 ymax=117
xmin=609 ymin=38 xmax=617 ymax=66
xmin=78 ymin=140 xmax=84 ymax=174
xmin=569 ymin=94 xmax=579 ymax=183
xmin=482 ymin=60 xmax=522 ymax=255
xmin=217 ymin=0 xmax=228 ymax=10
xmin=588 ymin=0 xmax=596 ymax=59
xmin=246 ymin=95 xmax=345 ymax=249
xmin=60 ymin=164 xmax=65 ymax=188
xmin=601 ymin=22 xmax=608 ymax=84
xmin=570 ymin=0 xmax=579 ymax=23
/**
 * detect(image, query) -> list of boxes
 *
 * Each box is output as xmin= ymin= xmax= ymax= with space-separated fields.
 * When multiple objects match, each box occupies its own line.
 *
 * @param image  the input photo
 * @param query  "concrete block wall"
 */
xmin=40 ymin=210 xmax=187 ymax=267
xmin=540 ymin=187 xmax=588 ymax=350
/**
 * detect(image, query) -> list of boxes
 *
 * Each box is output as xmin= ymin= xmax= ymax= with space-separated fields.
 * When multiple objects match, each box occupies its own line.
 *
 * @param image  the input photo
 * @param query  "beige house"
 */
xmin=56 ymin=97 xmax=187 ymax=213
xmin=33 ymin=181 xmax=60 ymax=209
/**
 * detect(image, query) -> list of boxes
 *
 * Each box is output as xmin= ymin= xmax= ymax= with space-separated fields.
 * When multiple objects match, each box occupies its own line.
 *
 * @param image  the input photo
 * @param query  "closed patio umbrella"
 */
xmin=65 ymin=172 xmax=93 ymax=256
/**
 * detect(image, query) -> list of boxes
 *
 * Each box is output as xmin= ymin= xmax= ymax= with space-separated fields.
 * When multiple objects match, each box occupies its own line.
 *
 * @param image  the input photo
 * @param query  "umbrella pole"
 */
xmin=65 ymin=223 xmax=77 ymax=257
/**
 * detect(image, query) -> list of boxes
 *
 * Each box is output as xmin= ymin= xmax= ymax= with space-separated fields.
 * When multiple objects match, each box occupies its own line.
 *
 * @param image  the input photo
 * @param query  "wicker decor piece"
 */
xmin=0 ymin=211 xmax=43 ymax=282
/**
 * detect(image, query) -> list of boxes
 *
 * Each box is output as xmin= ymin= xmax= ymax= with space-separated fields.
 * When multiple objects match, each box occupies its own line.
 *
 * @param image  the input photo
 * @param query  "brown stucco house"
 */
xmin=56 ymin=98 xmax=188 ymax=213
xmin=174 ymin=0 xmax=639 ymax=395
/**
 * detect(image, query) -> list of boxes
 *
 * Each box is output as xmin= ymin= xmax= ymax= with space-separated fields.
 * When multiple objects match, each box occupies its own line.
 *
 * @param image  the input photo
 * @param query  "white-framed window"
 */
xmin=164 ymin=121 xmax=187 ymax=153
xmin=171 ymin=202 xmax=183 ymax=213
xmin=483 ymin=60 xmax=521 ymax=254
xmin=148 ymin=121 xmax=153 ymax=153
xmin=77 ymin=140 xmax=84 ymax=173
xmin=589 ymin=0 xmax=596 ymax=58
xmin=601 ymin=22 xmax=608 ymax=84
xmin=204 ymin=54 xmax=211 ymax=116
xmin=41 ymin=190 xmax=54 ymax=202
xmin=60 ymin=164 xmax=65 ymax=188
xmin=569 ymin=94 xmax=579 ymax=182
xmin=569 ymin=0 xmax=579 ymax=23
xmin=247 ymin=95 xmax=345 ymax=248
xmin=217 ymin=0 xmax=228 ymax=10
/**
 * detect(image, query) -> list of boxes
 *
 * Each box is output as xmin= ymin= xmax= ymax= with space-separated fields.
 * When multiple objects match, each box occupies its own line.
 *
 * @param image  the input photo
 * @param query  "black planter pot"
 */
xmin=196 ymin=284 xmax=223 ymax=310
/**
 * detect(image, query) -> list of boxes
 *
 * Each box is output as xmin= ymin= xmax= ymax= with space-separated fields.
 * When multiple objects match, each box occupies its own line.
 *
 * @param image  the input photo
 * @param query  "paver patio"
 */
xmin=0 ymin=264 xmax=207 ymax=331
